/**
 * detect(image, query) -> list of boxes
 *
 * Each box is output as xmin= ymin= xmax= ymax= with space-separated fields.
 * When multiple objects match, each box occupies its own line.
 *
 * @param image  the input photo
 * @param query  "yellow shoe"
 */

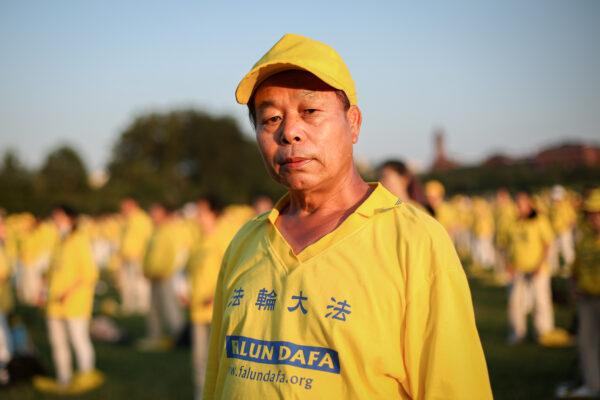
xmin=33 ymin=371 xmax=104 ymax=396
xmin=70 ymin=370 xmax=105 ymax=394
xmin=33 ymin=375 xmax=71 ymax=395
xmin=538 ymin=328 xmax=574 ymax=348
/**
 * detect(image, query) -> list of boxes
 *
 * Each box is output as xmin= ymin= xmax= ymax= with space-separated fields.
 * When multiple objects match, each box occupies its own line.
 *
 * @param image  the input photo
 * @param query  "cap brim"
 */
xmin=235 ymin=61 xmax=348 ymax=105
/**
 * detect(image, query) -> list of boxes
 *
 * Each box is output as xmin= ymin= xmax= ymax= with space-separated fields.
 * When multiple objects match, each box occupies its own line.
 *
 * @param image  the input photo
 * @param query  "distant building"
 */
xmin=482 ymin=153 xmax=515 ymax=168
xmin=533 ymin=143 xmax=600 ymax=168
xmin=430 ymin=129 xmax=460 ymax=172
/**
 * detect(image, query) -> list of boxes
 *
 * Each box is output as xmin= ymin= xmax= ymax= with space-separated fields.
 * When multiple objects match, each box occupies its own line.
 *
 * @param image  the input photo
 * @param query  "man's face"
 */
xmin=516 ymin=193 xmax=531 ymax=217
xmin=379 ymin=167 xmax=408 ymax=197
xmin=587 ymin=212 xmax=600 ymax=232
xmin=252 ymin=70 xmax=361 ymax=192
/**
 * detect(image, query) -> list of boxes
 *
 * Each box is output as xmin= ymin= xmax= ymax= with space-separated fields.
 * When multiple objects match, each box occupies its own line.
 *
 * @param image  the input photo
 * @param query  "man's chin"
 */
xmin=278 ymin=175 xmax=320 ymax=192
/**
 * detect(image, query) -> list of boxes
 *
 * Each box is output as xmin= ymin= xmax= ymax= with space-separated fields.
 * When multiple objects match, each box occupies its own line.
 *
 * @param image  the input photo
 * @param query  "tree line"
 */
xmin=1 ymin=108 xmax=598 ymax=216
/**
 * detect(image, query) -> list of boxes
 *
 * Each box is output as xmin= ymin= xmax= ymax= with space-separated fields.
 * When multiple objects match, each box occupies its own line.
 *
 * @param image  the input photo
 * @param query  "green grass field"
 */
xmin=1 ymin=275 xmax=578 ymax=399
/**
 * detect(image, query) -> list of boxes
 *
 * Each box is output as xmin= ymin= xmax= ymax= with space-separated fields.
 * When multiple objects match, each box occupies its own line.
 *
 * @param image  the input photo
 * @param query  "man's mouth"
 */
xmin=280 ymin=157 xmax=313 ymax=170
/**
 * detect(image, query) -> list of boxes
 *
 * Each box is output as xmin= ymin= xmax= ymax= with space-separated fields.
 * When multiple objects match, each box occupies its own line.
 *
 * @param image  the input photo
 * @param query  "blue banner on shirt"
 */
xmin=225 ymin=335 xmax=340 ymax=374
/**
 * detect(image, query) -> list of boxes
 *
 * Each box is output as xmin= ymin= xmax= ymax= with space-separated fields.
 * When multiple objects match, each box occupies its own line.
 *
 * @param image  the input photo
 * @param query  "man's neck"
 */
xmin=284 ymin=168 xmax=371 ymax=218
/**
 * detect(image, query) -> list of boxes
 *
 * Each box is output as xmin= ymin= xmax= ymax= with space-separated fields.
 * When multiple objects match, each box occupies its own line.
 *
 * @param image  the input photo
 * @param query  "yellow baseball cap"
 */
xmin=425 ymin=180 xmax=445 ymax=198
xmin=235 ymin=33 xmax=357 ymax=105
xmin=584 ymin=188 xmax=600 ymax=213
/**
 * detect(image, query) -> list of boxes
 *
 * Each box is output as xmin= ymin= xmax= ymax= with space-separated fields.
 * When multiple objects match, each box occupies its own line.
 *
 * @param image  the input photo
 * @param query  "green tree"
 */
xmin=34 ymin=145 xmax=90 ymax=214
xmin=0 ymin=150 xmax=35 ymax=213
xmin=107 ymin=109 xmax=281 ymax=207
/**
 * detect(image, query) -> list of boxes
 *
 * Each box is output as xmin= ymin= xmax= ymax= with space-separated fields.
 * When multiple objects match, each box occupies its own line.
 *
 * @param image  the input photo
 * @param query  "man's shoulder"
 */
xmin=372 ymin=200 xmax=450 ymax=244
xmin=223 ymin=211 xmax=269 ymax=257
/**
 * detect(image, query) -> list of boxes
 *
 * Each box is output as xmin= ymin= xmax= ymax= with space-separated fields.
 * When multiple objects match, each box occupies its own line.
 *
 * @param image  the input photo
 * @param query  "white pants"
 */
xmin=508 ymin=269 xmax=555 ymax=339
xmin=0 ymin=313 xmax=11 ymax=365
xmin=146 ymin=278 xmax=184 ymax=339
xmin=192 ymin=324 xmax=210 ymax=400
xmin=120 ymin=261 xmax=150 ymax=315
xmin=550 ymin=230 xmax=575 ymax=274
xmin=47 ymin=318 xmax=94 ymax=384
xmin=472 ymin=236 xmax=496 ymax=269
xmin=18 ymin=264 xmax=43 ymax=306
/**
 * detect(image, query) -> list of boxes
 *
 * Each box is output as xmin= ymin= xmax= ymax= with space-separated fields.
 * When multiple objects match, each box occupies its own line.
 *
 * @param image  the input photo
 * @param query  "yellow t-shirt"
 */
xmin=121 ymin=209 xmax=152 ymax=263
xmin=550 ymin=200 xmax=577 ymax=235
xmin=0 ymin=243 xmax=13 ymax=314
xmin=433 ymin=201 xmax=457 ymax=235
xmin=143 ymin=220 xmax=181 ymax=280
xmin=47 ymin=229 xmax=98 ymax=319
xmin=189 ymin=206 xmax=254 ymax=324
xmin=494 ymin=201 xmax=517 ymax=250
xmin=204 ymin=184 xmax=492 ymax=400
xmin=472 ymin=198 xmax=495 ymax=239
xmin=508 ymin=214 xmax=555 ymax=273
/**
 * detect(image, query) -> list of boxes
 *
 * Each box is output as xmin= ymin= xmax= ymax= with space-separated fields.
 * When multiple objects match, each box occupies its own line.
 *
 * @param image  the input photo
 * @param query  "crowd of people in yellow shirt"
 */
xmin=0 ymin=195 xmax=271 ymax=395
xmin=0 ymin=180 xmax=598 ymax=397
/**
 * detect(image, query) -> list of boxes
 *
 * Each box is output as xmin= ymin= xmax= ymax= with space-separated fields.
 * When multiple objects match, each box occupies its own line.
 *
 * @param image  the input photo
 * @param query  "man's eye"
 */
xmin=304 ymin=109 xmax=318 ymax=115
xmin=262 ymin=115 xmax=281 ymax=125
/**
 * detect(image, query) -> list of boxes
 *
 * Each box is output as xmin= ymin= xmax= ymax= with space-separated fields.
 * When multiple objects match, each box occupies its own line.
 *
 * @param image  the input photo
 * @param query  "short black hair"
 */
xmin=54 ymin=204 xmax=79 ymax=220
xmin=199 ymin=195 xmax=225 ymax=215
xmin=379 ymin=159 xmax=409 ymax=177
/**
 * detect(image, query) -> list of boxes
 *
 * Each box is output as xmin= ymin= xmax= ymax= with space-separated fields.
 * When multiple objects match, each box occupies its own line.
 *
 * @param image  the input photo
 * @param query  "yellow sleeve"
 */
xmin=539 ymin=216 xmax=555 ymax=246
xmin=402 ymin=224 xmax=492 ymax=399
xmin=78 ymin=234 xmax=99 ymax=286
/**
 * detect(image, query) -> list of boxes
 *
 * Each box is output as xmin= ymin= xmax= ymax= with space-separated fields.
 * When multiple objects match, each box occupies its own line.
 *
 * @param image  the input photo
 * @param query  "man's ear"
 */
xmin=347 ymin=105 xmax=362 ymax=144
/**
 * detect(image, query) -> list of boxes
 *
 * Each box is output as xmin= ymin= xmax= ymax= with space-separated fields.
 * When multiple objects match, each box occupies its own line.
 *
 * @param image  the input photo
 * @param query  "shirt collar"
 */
xmin=265 ymin=182 xmax=399 ymax=225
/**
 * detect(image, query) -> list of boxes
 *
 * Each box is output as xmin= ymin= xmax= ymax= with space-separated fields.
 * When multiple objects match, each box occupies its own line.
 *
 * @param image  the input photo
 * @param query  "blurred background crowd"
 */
xmin=1 ymin=1 xmax=599 ymax=398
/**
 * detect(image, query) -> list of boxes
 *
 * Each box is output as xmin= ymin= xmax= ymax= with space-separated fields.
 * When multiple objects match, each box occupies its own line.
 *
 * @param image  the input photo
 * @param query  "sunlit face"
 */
xmin=379 ymin=167 xmax=408 ymax=197
xmin=252 ymin=70 xmax=361 ymax=192
xmin=587 ymin=212 xmax=600 ymax=232
xmin=52 ymin=209 xmax=72 ymax=232
xmin=516 ymin=193 xmax=532 ymax=217
xmin=149 ymin=205 xmax=167 ymax=224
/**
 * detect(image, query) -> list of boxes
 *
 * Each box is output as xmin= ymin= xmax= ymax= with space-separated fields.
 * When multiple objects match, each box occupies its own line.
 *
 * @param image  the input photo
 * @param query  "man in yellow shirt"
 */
xmin=188 ymin=197 xmax=253 ymax=400
xmin=471 ymin=197 xmax=496 ymax=270
xmin=140 ymin=203 xmax=185 ymax=350
xmin=549 ymin=185 xmax=577 ymax=276
xmin=33 ymin=205 xmax=103 ymax=395
xmin=564 ymin=188 xmax=600 ymax=398
xmin=119 ymin=198 xmax=152 ymax=315
xmin=0 ymin=213 xmax=13 ymax=384
xmin=494 ymin=188 xmax=517 ymax=285
xmin=204 ymin=33 xmax=492 ymax=400
xmin=506 ymin=191 xmax=556 ymax=344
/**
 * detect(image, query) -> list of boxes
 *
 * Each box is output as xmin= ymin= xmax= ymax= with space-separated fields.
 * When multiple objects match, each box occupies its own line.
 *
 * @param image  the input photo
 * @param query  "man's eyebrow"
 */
xmin=255 ymin=100 xmax=275 ymax=111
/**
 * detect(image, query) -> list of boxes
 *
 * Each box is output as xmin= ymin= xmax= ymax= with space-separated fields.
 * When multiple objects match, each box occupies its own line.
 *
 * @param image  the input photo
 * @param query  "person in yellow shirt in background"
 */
xmin=119 ymin=198 xmax=152 ymax=315
xmin=138 ymin=203 xmax=185 ymax=351
xmin=452 ymin=195 xmax=474 ymax=261
xmin=33 ymin=205 xmax=103 ymax=395
xmin=204 ymin=33 xmax=491 ymax=399
xmin=377 ymin=159 xmax=431 ymax=213
xmin=506 ymin=191 xmax=567 ymax=346
xmin=549 ymin=185 xmax=577 ymax=277
xmin=0 ymin=213 xmax=14 ymax=385
xmin=471 ymin=197 xmax=496 ymax=271
xmin=425 ymin=180 xmax=458 ymax=239
xmin=187 ymin=196 xmax=253 ymax=400
xmin=494 ymin=188 xmax=517 ymax=286
xmin=17 ymin=217 xmax=58 ymax=306
xmin=251 ymin=194 xmax=274 ymax=216
xmin=555 ymin=188 xmax=600 ymax=399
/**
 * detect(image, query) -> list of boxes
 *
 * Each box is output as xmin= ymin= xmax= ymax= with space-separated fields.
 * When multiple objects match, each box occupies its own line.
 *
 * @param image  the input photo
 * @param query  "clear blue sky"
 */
xmin=1 ymin=1 xmax=599 ymax=172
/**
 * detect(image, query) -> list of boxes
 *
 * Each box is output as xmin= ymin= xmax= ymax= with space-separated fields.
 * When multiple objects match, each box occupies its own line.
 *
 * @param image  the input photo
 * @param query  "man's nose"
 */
xmin=279 ymin=115 xmax=304 ymax=145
